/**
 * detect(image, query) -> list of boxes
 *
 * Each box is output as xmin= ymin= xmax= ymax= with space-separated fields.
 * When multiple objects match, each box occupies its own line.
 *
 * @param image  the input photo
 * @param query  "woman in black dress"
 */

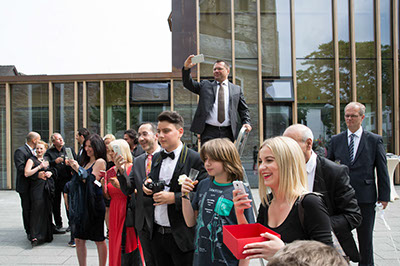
xmin=24 ymin=140 xmax=55 ymax=247
xmin=66 ymin=134 xmax=107 ymax=266
xmin=233 ymin=136 xmax=333 ymax=260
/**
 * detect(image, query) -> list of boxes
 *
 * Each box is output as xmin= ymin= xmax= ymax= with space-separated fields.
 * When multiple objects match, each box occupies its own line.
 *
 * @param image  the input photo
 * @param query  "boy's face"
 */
xmin=157 ymin=121 xmax=183 ymax=152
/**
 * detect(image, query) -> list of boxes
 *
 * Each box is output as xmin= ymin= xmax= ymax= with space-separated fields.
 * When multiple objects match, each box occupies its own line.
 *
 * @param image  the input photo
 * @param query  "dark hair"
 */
xmin=80 ymin=134 xmax=107 ymax=166
xmin=139 ymin=122 xmax=157 ymax=134
xmin=215 ymin=60 xmax=230 ymax=71
xmin=124 ymin=129 xmax=139 ymax=145
xmin=157 ymin=111 xmax=184 ymax=129
xmin=78 ymin=128 xmax=90 ymax=138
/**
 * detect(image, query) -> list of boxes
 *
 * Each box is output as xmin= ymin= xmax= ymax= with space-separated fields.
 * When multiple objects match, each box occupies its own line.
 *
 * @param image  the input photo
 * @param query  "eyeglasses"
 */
xmin=344 ymin=114 xmax=360 ymax=118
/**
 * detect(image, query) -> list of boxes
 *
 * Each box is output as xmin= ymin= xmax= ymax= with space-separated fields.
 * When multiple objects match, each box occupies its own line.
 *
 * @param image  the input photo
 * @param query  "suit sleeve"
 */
xmin=14 ymin=149 xmax=27 ymax=174
xmin=117 ymin=167 xmax=136 ymax=196
xmin=327 ymin=137 xmax=335 ymax=161
xmin=375 ymin=137 xmax=390 ymax=202
xmin=237 ymin=87 xmax=251 ymax=125
xmin=330 ymin=165 xmax=362 ymax=233
xmin=182 ymin=67 xmax=201 ymax=95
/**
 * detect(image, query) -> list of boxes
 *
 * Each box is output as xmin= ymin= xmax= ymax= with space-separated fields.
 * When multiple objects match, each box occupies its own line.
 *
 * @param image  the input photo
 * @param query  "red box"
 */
xmin=223 ymin=223 xmax=281 ymax=260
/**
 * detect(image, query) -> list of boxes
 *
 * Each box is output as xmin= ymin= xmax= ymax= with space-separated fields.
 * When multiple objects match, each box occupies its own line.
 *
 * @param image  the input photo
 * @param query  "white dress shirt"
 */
xmin=306 ymin=150 xmax=317 ymax=191
xmin=154 ymin=142 xmax=183 ymax=227
xmin=347 ymin=126 xmax=363 ymax=161
xmin=205 ymin=79 xmax=230 ymax=127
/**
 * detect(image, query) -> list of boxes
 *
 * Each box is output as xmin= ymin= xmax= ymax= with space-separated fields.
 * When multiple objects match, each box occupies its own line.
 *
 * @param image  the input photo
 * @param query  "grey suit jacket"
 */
xmin=182 ymin=67 xmax=251 ymax=138
xmin=328 ymin=130 xmax=390 ymax=203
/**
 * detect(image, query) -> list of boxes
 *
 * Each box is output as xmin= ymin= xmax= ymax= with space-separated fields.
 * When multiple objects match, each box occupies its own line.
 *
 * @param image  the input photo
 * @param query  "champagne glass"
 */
xmin=189 ymin=168 xmax=200 ymax=182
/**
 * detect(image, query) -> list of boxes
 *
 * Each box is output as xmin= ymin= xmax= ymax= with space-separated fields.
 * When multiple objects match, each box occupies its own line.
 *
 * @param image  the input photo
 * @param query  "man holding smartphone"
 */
xmin=182 ymin=54 xmax=252 ymax=145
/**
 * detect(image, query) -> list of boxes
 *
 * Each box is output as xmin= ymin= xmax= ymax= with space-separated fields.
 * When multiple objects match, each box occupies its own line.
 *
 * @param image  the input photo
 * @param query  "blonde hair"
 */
xmin=200 ymin=138 xmax=243 ymax=182
xmin=103 ymin=134 xmax=116 ymax=142
xmin=259 ymin=136 xmax=307 ymax=206
xmin=110 ymin=139 xmax=133 ymax=164
xmin=37 ymin=140 xmax=49 ymax=150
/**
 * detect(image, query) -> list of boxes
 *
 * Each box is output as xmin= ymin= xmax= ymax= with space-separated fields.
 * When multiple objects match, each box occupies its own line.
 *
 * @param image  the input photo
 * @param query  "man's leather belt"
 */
xmin=155 ymin=224 xmax=172 ymax=234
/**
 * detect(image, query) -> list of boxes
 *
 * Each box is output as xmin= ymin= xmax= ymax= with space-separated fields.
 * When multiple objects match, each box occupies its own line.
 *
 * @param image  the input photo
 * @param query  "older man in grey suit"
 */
xmin=117 ymin=122 xmax=160 ymax=266
xmin=182 ymin=55 xmax=252 ymax=144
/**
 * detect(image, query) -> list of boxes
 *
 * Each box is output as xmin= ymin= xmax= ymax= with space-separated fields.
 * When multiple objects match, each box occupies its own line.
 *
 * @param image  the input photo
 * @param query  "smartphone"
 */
xmin=65 ymin=147 xmax=74 ymax=160
xmin=112 ymin=144 xmax=122 ymax=157
xmin=191 ymin=54 xmax=204 ymax=64
xmin=233 ymin=180 xmax=248 ymax=200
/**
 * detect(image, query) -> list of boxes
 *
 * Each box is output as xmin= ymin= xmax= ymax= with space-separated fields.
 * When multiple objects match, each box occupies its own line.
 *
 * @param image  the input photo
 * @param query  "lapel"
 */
xmin=228 ymin=82 xmax=234 ymax=112
xmin=151 ymin=153 xmax=163 ymax=182
xmin=24 ymin=144 xmax=33 ymax=157
xmin=352 ymin=131 xmax=366 ymax=164
xmin=170 ymin=145 xmax=188 ymax=189
xmin=313 ymin=156 xmax=324 ymax=192
xmin=212 ymin=81 xmax=218 ymax=98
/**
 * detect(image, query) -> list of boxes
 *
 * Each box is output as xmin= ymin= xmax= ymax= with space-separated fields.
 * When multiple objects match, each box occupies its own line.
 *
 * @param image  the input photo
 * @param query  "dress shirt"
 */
xmin=205 ymin=79 xmax=230 ymax=127
xmin=26 ymin=143 xmax=35 ymax=156
xmin=306 ymin=150 xmax=317 ymax=191
xmin=154 ymin=142 xmax=183 ymax=227
xmin=347 ymin=127 xmax=363 ymax=161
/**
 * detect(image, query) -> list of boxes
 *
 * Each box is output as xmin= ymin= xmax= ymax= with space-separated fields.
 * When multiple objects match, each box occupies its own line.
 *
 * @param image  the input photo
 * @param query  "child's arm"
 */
xmin=181 ymin=177 xmax=198 ymax=227
xmin=63 ymin=193 xmax=69 ymax=211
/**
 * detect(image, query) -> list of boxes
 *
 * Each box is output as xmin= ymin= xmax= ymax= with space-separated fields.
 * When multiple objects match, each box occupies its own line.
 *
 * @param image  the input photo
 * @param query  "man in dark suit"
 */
xmin=124 ymin=129 xmax=145 ymax=158
xmin=284 ymin=124 xmax=362 ymax=262
xmin=182 ymin=55 xmax=251 ymax=144
xmin=117 ymin=122 xmax=161 ymax=266
xmin=14 ymin=131 xmax=41 ymax=240
xmin=75 ymin=128 xmax=90 ymax=162
xmin=143 ymin=111 xmax=206 ymax=265
xmin=328 ymin=102 xmax=390 ymax=266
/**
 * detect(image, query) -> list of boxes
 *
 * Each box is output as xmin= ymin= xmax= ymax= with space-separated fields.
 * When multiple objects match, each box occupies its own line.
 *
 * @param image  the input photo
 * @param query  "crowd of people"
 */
xmin=12 ymin=55 xmax=390 ymax=266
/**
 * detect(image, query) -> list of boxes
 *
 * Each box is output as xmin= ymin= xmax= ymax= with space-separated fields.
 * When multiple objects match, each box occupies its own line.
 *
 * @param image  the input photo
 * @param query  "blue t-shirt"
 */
xmin=192 ymin=178 xmax=255 ymax=266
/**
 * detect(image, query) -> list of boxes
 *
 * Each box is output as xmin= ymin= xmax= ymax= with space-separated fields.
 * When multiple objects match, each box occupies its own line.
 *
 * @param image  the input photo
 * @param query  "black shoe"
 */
xmin=27 ymin=234 xmax=31 ymax=241
xmin=56 ymin=224 xmax=63 ymax=230
xmin=31 ymin=239 xmax=38 ymax=247
xmin=66 ymin=226 xmax=71 ymax=232
xmin=53 ymin=227 xmax=66 ymax=234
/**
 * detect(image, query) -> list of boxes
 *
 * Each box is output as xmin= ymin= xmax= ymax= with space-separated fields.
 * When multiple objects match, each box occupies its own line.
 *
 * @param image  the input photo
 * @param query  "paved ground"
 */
xmin=0 ymin=187 xmax=400 ymax=265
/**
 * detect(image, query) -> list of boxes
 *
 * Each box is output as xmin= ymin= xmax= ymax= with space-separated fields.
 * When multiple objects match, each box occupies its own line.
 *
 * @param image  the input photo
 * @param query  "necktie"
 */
xmin=161 ymin=151 xmax=175 ymax=160
xmin=349 ymin=133 xmax=355 ymax=163
xmin=146 ymin=154 xmax=153 ymax=178
xmin=217 ymin=82 xmax=225 ymax=123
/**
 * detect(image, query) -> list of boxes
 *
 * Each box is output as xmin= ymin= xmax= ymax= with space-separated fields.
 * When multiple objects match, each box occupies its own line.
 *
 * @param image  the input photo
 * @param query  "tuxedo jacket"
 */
xmin=14 ymin=145 xmax=34 ymax=193
xmin=182 ymin=68 xmax=251 ymax=138
xmin=328 ymin=130 xmax=390 ymax=204
xmin=147 ymin=144 xmax=207 ymax=252
xmin=314 ymin=155 xmax=361 ymax=261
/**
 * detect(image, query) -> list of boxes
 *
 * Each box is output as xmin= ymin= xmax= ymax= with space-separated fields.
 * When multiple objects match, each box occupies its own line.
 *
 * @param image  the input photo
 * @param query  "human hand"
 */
xmin=184 ymin=55 xmax=195 ymax=69
xmin=243 ymin=124 xmax=252 ymax=132
xmin=38 ymin=171 xmax=46 ymax=180
xmin=153 ymin=191 xmax=175 ymax=206
xmin=233 ymin=190 xmax=252 ymax=214
xmin=66 ymin=159 xmax=79 ymax=172
xmin=143 ymin=179 xmax=154 ymax=195
xmin=378 ymin=201 xmax=389 ymax=209
xmin=113 ymin=154 xmax=126 ymax=174
xmin=45 ymin=171 xmax=52 ymax=178
xmin=55 ymin=157 xmax=64 ymax=164
xmin=242 ymin=232 xmax=285 ymax=260
xmin=40 ymin=160 xmax=49 ymax=169
xmin=181 ymin=177 xmax=198 ymax=194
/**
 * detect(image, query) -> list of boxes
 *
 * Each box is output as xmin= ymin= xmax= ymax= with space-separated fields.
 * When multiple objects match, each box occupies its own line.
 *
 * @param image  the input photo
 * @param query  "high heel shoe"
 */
xmin=31 ymin=238 xmax=38 ymax=247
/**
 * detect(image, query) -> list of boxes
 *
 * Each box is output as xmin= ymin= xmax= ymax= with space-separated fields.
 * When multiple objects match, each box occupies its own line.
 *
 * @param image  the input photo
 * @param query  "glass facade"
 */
xmin=53 ymin=83 xmax=75 ymax=147
xmin=0 ymin=84 xmax=5 ymax=189
xmin=87 ymin=82 xmax=101 ymax=135
xmin=104 ymin=81 xmax=126 ymax=139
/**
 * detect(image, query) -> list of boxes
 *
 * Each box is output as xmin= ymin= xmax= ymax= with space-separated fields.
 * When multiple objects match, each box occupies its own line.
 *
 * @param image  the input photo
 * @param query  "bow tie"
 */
xmin=161 ymin=151 xmax=175 ymax=160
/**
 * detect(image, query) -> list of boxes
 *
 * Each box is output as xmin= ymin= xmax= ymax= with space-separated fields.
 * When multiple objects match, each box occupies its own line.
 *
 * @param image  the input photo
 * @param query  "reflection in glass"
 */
xmin=263 ymin=80 xmax=293 ymax=101
xmin=199 ymin=0 xmax=232 ymax=77
xmin=11 ymin=83 xmax=49 ymax=188
xmin=381 ymin=0 xmax=392 ymax=56
xmin=0 ymin=84 xmax=6 ymax=189
xmin=130 ymin=82 xmax=170 ymax=102
xmin=104 ymin=81 xmax=126 ymax=139
xmin=87 ymin=82 xmax=100 ymax=135
xmin=264 ymin=104 xmax=292 ymax=139
xmin=339 ymin=59 xmax=352 ymax=131
xmin=356 ymin=59 xmax=377 ymax=133
xmin=129 ymin=105 xmax=167 ymax=133
xmin=382 ymin=59 xmax=394 ymax=152
xmin=295 ymin=0 xmax=333 ymax=59
xmin=354 ymin=0 xmax=374 ymax=58
xmin=338 ymin=0 xmax=350 ymax=58
xmin=261 ymin=0 xmax=292 ymax=76
xmin=53 ymin=83 xmax=75 ymax=147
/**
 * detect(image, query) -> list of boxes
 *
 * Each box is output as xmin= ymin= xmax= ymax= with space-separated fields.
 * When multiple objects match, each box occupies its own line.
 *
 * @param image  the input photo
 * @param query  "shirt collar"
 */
xmin=25 ymin=143 xmax=35 ymax=154
xmin=162 ymin=142 xmax=183 ymax=159
xmin=147 ymin=145 xmax=161 ymax=156
xmin=306 ymin=150 xmax=317 ymax=174
xmin=347 ymin=126 xmax=363 ymax=138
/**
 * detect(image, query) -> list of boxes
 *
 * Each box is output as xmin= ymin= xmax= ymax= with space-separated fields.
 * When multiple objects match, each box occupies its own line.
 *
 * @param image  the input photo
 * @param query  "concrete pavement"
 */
xmin=0 ymin=187 xmax=400 ymax=265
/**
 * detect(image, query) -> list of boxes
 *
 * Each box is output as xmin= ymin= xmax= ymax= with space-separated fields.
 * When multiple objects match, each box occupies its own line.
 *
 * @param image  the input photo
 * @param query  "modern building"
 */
xmin=1 ymin=0 xmax=399 ymax=189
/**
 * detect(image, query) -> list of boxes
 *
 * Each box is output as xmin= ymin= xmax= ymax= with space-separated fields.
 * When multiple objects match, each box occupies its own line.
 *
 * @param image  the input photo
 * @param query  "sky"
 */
xmin=0 ymin=0 xmax=172 ymax=75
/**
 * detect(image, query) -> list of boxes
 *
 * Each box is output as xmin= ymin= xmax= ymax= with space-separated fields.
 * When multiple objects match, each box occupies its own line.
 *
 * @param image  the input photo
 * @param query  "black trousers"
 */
xmin=52 ymin=179 xmax=68 ymax=227
xmin=357 ymin=203 xmax=376 ymax=266
xmin=138 ymin=225 xmax=156 ymax=266
xmin=201 ymin=124 xmax=234 ymax=145
xmin=151 ymin=227 xmax=193 ymax=266
xmin=19 ymin=191 xmax=31 ymax=236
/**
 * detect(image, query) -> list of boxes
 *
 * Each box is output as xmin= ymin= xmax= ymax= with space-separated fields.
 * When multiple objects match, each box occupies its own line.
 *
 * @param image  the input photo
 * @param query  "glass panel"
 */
xmin=0 ymin=84 xmax=6 ymax=189
xmin=129 ymin=104 xmax=168 ymax=133
xmin=199 ymin=0 xmax=232 ymax=77
xmin=381 ymin=0 xmax=392 ymax=57
xmin=130 ymin=82 xmax=170 ymax=102
xmin=297 ymin=59 xmax=336 ymax=152
xmin=87 ymin=82 xmax=100 ymax=135
xmin=295 ymin=0 xmax=333 ymax=59
xmin=11 ymin=83 xmax=49 ymax=188
xmin=104 ymin=81 xmax=126 ymax=139
xmin=356 ymin=59 xmax=377 ymax=133
xmin=354 ymin=0 xmax=375 ymax=58
xmin=264 ymin=103 xmax=292 ymax=139
xmin=173 ymin=80 xmax=198 ymax=148
xmin=338 ymin=0 xmax=350 ymax=58
xmin=382 ymin=59 xmax=394 ymax=152
xmin=78 ymin=82 xmax=83 ymax=129
xmin=263 ymin=80 xmax=293 ymax=101
xmin=53 ymin=83 xmax=75 ymax=148
xmin=339 ymin=59 xmax=352 ymax=131
xmin=260 ymin=0 xmax=292 ymax=76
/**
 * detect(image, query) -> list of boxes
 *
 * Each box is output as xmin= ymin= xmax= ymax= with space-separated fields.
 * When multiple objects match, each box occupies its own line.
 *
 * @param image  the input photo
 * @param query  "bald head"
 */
xmin=26 ymin=132 xmax=41 ymax=149
xmin=283 ymin=124 xmax=313 ymax=162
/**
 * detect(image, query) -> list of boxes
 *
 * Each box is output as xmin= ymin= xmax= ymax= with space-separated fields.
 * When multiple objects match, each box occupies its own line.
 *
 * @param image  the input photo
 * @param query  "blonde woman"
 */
xmin=233 ymin=136 xmax=332 ymax=260
xmin=103 ymin=133 xmax=116 ymax=239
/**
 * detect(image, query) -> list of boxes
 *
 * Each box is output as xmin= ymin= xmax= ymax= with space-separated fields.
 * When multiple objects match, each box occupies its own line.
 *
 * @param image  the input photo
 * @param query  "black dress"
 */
xmin=29 ymin=156 xmax=55 ymax=243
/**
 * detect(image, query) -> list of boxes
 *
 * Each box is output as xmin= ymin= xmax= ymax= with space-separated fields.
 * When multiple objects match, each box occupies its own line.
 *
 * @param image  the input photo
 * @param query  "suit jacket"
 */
xmin=314 ymin=155 xmax=361 ymax=261
xmin=328 ymin=130 xmax=390 ymax=204
xmin=14 ymin=144 xmax=34 ymax=193
xmin=148 ymin=144 xmax=207 ymax=252
xmin=182 ymin=68 xmax=251 ymax=138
